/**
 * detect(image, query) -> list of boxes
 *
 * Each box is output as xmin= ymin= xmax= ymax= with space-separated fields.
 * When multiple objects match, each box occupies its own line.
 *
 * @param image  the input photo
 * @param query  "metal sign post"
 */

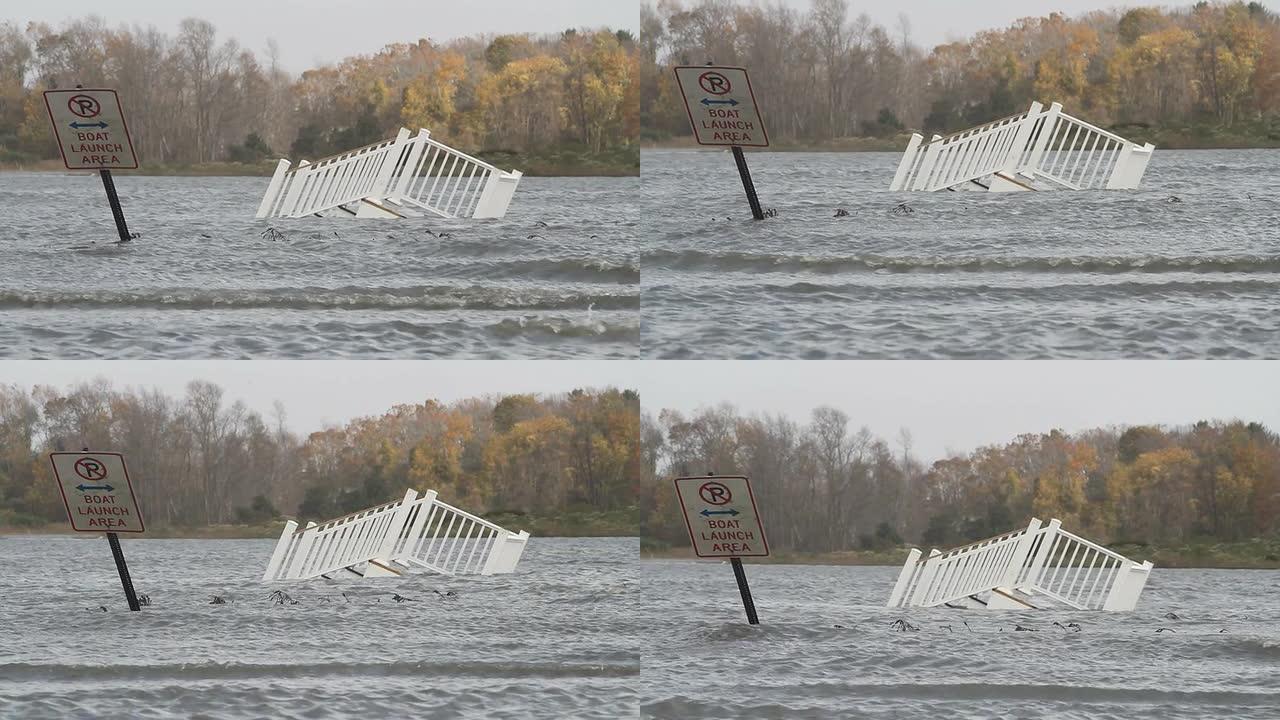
xmin=106 ymin=531 xmax=142 ymax=611
xmin=43 ymin=87 xmax=139 ymax=244
xmin=674 ymin=474 xmax=769 ymax=624
xmin=98 ymin=168 xmax=133 ymax=243
xmin=673 ymin=66 xmax=769 ymax=221
xmin=730 ymin=146 xmax=764 ymax=220
xmin=729 ymin=557 xmax=759 ymax=624
xmin=49 ymin=451 xmax=146 ymax=611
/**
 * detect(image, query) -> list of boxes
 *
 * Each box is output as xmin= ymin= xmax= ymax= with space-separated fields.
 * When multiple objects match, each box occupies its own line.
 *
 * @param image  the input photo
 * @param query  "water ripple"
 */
xmin=640 ymin=148 xmax=1280 ymax=358
xmin=0 ymin=174 xmax=638 ymax=358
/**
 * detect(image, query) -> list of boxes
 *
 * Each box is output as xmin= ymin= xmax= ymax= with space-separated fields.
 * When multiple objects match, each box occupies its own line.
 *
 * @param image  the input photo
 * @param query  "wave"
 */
xmin=752 ymin=278 xmax=1280 ymax=297
xmin=647 ymin=250 xmax=1280 ymax=275
xmin=480 ymin=258 xmax=639 ymax=283
xmin=0 ymin=660 xmax=638 ymax=682
xmin=55 ymin=254 xmax=638 ymax=284
xmin=0 ymin=286 xmax=638 ymax=312
xmin=487 ymin=316 xmax=640 ymax=341
xmin=1187 ymin=637 xmax=1280 ymax=662
xmin=645 ymin=682 xmax=1280 ymax=710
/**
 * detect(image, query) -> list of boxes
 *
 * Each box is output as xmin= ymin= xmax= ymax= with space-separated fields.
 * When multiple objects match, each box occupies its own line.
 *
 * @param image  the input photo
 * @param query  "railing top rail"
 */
xmin=295 ymin=492 xmax=509 ymax=538
xmin=933 ymin=527 xmax=1028 ymax=559
xmin=293 ymin=497 xmax=405 ymax=535
xmin=932 ymin=109 xmax=1031 ymax=145
xmin=1056 ymin=111 xmax=1130 ymax=145
xmin=431 ymin=498 xmax=507 ymax=533
xmin=1055 ymin=527 xmax=1130 ymax=563
xmin=420 ymin=136 xmax=498 ymax=173
xmin=290 ymin=135 xmax=401 ymax=171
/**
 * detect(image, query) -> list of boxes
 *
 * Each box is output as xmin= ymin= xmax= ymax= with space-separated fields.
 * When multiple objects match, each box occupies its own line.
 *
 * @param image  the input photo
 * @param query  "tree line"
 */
xmin=0 ymin=381 xmax=640 ymax=529
xmin=641 ymin=405 xmax=1280 ymax=553
xmin=641 ymin=0 xmax=1280 ymax=144
xmin=0 ymin=17 xmax=638 ymax=166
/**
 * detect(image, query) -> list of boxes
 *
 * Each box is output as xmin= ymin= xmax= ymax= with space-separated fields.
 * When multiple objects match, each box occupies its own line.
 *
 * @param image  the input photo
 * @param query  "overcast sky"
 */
xmin=4 ymin=361 xmax=1276 ymax=462
xmin=16 ymin=1 xmax=1274 ymax=75
xmin=637 ymin=361 xmax=1280 ymax=460
xmin=769 ymin=1 xmax=1279 ymax=47
xmin=11 ymin=0 xmax=637 ymax=73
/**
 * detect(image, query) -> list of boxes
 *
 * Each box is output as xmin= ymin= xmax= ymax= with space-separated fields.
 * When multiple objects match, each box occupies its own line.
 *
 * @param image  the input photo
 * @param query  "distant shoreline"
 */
xmin=642 ymin=136 xmax=1280 ymax=153
xmin=641 ymin=541 xmax=1280 ymax=570
xmin=2 ymin=508 xmax=639 ymax=540
xmin=0 ymin=148 xmax=640 ymax=178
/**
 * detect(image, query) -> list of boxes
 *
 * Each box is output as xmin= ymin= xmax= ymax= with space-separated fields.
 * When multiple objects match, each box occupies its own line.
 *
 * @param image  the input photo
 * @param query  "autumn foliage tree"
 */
xmin=642 ymin=405 xmax=1280 ymax=552
xmin=0 ymin=18 xmax=638 ymax=165
xmin=0 ymin=382 xmax=640 ymax=530
xmin=641 ymin=0 xmax=1280 ymax=144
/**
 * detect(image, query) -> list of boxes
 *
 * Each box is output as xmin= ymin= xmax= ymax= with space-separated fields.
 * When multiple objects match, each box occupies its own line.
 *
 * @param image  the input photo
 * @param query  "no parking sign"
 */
xmin=42 ymin=89 xmax=138 ymax=170
xmin=673 ymin=475 xmax=769 ymax=625
xmin=674 ymin=475 xmax=769 ymax=557
xmin=50 ymin=452 xmax=145 ymax=533
xmin=41 ymin=87 xmax=140 ymax=246
xmin=673 ymin=67 xmax=768 ymax=147
xmin=49 ymin=451 xmax=146 ymax=611
xmin=671 ymin=65 xmax=770 ymax=220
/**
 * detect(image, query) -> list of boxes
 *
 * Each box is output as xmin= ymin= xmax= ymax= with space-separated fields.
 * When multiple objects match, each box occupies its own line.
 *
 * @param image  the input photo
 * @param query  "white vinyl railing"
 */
xmin=891 ymin=106 xmax=1040 ymax=192
xmin=392 ymin=130 xmax=523 ymax=220
xmin=1025 ymin=107 xmax=1154 ymax=190
xmin=890 ymin=101 xmax=1154 ymax=192
xmin=887 ymin=518 xmax=1154 ymax=611
xmin=262 ymin=488 xmax=530 ymax=582
xmin=256 ymin=132 xmax=408 ymax=219
xmin=256 ymin=128 xmax=522 ymax=220
xmin=388 ymin=491 xmax=528 ymax=576
xmin=888 ymin=522 xmax=1034 ymax=608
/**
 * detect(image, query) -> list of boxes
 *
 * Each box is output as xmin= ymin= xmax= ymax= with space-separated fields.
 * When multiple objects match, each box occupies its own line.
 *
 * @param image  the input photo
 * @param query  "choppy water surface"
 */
xmin=642 ymin=149 xmax=1280 ymax=358
xmin=0 ymin=536 xmax=638 ymax=719
xmin=0 ymin=173 xmax=638 ymax=358
xmin=641 ymin=560 xmax=1280 ymax=719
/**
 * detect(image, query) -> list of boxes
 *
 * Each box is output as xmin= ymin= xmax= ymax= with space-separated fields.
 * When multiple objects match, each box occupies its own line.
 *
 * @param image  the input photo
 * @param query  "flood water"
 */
xmin=0 ymin=173 xmax=639 ymax=359
xmin=640 ymin=560 xmax=1280 ymax=719
xmin=0 ymin=536 xmax=639 ymax=719
xmin=641 ymin=149 xmax=1280 ymax=358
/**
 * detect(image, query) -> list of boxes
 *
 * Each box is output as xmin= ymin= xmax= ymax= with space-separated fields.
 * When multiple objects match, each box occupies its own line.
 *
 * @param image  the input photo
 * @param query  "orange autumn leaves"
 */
xmin=641 ymin=405 xmax=1280 ymax=554
xmin=0 ymin=382 xmax=641 ymax=529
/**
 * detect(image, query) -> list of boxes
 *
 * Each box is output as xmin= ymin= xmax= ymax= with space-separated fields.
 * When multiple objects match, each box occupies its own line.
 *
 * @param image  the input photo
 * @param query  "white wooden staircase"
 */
xmin=262 ymin=488 xmax=530 ymax=582
xmin=887 ymin=518 xmax=1153 ymax=611
xmin=256 ymin=129 xmax=522 ymax=220
xmin=891 ymin=102 xmax=1155 ymax=193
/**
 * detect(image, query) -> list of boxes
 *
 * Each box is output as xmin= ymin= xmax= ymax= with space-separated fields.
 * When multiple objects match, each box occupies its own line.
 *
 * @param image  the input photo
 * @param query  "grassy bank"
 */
xmin=0 ymin=522 xmax=281 ymax=539
xmin=640 ymin=540 xmax=905 ymax=566
xmin=1107 ymin=539 xmax=1280 ymax=569
xmin=1117 ymin=122 xmax=1280 ymax=149
xmin=642 ymin=135 xmax=906 ymax=152
xmin=0 ymin=158 xmax=280 ymax=176
xmin=477 ymin=146 xmax=638 ymax=176
xmin=1 ymin=507 xmax=639 ymax=540
xmin=482 ymin=507 xmax=637 ymax=537
xmin=0 ymin=146 xmax=639 ymax=178
xmin=640 ymin=537 xmax=1280 ymax=569
xmin=643 ymin=124 xmax=1280 ymax=152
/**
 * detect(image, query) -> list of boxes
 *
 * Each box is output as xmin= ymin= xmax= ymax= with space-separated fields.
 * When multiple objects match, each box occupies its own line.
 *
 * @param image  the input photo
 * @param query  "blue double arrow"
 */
xmin=76 ymin=483 xmax=114 ymax=492
xmin=701 ymin=508 xmax=739 ymax=517
xmin=70 ymin=121 xmax=108 ymax=129
xmin=700 ymin=98 xmax=739 ymax=107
